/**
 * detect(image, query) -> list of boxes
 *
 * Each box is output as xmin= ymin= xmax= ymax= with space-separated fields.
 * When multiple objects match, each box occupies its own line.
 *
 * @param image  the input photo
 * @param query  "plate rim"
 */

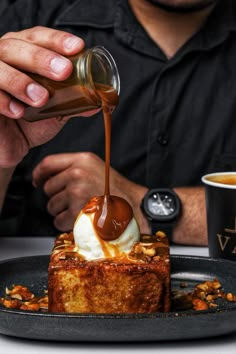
xmin=0 ymin=254 xmax=236 ymax=319
xmin=1 ymin=254 xmax=236 ymax=341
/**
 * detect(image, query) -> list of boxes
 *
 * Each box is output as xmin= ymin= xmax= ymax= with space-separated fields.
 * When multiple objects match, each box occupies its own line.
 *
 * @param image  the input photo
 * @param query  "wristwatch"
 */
xmin=141 ymin=188 xmax=181 ymax=242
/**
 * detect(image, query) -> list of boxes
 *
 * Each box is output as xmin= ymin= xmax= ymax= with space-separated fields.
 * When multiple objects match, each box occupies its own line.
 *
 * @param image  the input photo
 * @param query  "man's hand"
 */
xmin=32 ymin=152 xmax=149 ymax=232
xmin=32 ymin=152 xmax=208 ymax=245
xmin=0 ymin=27 xmax=85 ymax=167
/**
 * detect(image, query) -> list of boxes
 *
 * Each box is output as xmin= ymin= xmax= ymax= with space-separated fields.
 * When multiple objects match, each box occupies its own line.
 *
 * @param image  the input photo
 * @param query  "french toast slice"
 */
xmin=48 ymin=231 xmax=170 ymax=313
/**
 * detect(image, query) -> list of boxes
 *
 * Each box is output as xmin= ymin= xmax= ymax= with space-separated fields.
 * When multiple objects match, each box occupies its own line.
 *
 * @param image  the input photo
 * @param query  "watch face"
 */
xmin=143 ymin=189 xmax=181 ymax=221
xmin=147 ymin=192 xmax=175 ymax=216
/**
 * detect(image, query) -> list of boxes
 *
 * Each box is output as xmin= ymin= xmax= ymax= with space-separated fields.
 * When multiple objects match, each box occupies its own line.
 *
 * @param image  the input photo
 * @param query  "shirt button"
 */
xmin=157 ymin=134 xmax=168 ymax=145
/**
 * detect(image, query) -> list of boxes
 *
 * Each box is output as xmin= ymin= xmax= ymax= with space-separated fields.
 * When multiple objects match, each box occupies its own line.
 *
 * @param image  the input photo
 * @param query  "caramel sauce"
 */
xmin=83 ymin=195 xmax=133 ymax=242
xmin=23 ymin=64 xmax=132 ymax=242
xmin=24 ymin=64 xmax=132 ymax=241
xmin=82 ymin=86 xmax=133 ymax=241
xmin=23 ymin=75 xmax=102 ymax=121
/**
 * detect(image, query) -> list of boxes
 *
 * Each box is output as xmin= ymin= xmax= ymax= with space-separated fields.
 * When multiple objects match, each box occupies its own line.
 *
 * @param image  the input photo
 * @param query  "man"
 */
xmin=0 ymin=0 xmax=233 ymax=245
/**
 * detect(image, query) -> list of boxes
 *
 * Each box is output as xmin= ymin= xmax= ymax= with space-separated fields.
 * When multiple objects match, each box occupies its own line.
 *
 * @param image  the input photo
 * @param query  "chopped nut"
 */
xmin=133 ymin=244 xmax=143 ymax=254
xmin=10 ymin=294 xmax=23 ymax=300
xmin=226 ymin=293 xmax=236 ymax=302
xmin=64 ymin=240 xmax=72 ymax=244
xmin=0 ymin=285 xmax=48 ymax=312
xmin=192 ymin=298 xmax=209 ymax=311
xmin=206 ymin=294 xmax=217 ymax=302
xmin=199 ymin=291 xmax=206 ymax=300
xmin=20 ymin=302 xmax=40 ymax=311
xmin=153 ymin=255 xmax=161 ymax=262
xmin=142 ymin=247 xmax=156 ymax=257
xmin=196 ymin=283 xmax=209 ymax=292
xmin=0 ymin=298 xmax=21 ymax=309
xmin=155 ymin=231 xmax=166 ymax=239
xmin=5 ymin=285 xmax=34 ymax=301
xmin=172 ymin=277 xmax=236 ymax=312
xmin=5 ymin=287 xmax=10 ymax=295
xmin=59 ymin=256 xmax=66 ymax=260
xmin=212 ymin=280 xmax=221 ymax=290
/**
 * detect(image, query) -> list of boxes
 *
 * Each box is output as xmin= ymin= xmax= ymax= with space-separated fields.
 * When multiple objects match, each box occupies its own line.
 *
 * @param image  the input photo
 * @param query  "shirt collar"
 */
xmin=55 ymin=0 xmax=166 ymax=59
xmin=55 ymin=0 xmax=116 ymax=28
xmin=200 ymin=0 xmax=236 ymax=50
xmin=55 ymin=0 xmax=236 ymax=59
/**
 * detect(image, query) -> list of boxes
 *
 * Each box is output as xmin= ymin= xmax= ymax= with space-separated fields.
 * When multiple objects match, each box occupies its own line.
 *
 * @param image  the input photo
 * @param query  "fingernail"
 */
xmin=26 ymin=83 xmax=48 ymax=102
xmin=64 ymin=36 xmax=82 ymax=50
xmin=9 ymin=100 xmax=24 ymax=116
xmin=50 ymin=57 xmax=70 ymax=74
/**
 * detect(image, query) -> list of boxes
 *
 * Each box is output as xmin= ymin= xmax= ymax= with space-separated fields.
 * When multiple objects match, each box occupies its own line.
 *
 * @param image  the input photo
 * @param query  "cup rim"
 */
xmin=202 ymin=172 xmax=236 ymax=189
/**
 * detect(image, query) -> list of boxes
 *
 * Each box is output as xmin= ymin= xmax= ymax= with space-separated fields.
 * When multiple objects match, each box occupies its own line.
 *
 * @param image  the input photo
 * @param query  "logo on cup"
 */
xmin=217 ymin=216 xmax=236 ymax=254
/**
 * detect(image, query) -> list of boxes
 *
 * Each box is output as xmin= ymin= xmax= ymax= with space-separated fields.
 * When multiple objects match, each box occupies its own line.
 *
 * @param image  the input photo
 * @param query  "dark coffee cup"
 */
xmin=202 ymin=172 xmax=236 ymax=260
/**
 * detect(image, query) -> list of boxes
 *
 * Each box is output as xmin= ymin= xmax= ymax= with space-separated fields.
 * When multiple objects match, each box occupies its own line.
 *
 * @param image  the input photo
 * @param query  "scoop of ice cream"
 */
xmin=73 ymin=198 xmax=140 ymax=260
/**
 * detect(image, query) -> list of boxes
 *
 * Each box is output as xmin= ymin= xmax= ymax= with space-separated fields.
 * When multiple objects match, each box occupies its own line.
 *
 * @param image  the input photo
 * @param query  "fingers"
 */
xmin=0 ymin=38 xmax=72 ymax=80
xmin=47 ymin=189 xmax=68 ymax=216
xmin=43 ymin=170 xmax=71 ymax=197
xmin=47 ymin=189 xmax=81 ymax=232
xmin=0 ymin=27 xmax=85 ymax=118
xmin=0 ymin=27 xmax=85 ymax=79
xmin=42 ymin=167 xmax=86 ymax=198
xmin=53 ymin=209 xmax=75 ymax=232
xmin=0 ymin=90 xmax=25 ymax=119
xmin=0 ymin=60 xmax=49 ymax=108
xmin=32 ymin=154 xmax=75 ymax=187
xmin=1 ymin=26 xmax=85 ymax=56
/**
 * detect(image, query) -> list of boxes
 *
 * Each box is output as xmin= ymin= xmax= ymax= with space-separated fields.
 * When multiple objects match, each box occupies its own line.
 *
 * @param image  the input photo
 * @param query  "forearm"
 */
xmin=84 ymin=161 xmax=208 ymax=246
xmin=129 ymin=183 xmax=208 ymax=246
xmin=0 ymin=167 xmax=15 ymax=211
xmin=173 ymin=186 xmax=208 ymax=246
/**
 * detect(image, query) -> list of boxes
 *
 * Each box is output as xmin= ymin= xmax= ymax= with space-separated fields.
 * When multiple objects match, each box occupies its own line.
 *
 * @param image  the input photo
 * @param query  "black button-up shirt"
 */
xmin=1 ymin=0 xmax=236 ymax=235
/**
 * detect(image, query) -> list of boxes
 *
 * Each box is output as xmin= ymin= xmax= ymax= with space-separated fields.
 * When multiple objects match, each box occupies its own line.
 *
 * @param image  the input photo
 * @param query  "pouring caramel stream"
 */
xmin=83 ymin=85 xmax=133 ymax=241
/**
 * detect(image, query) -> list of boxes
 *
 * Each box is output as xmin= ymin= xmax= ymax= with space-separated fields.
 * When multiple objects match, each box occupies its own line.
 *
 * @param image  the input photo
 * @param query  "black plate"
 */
xmin=0 ymin=255 xmax=236 ymax=342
